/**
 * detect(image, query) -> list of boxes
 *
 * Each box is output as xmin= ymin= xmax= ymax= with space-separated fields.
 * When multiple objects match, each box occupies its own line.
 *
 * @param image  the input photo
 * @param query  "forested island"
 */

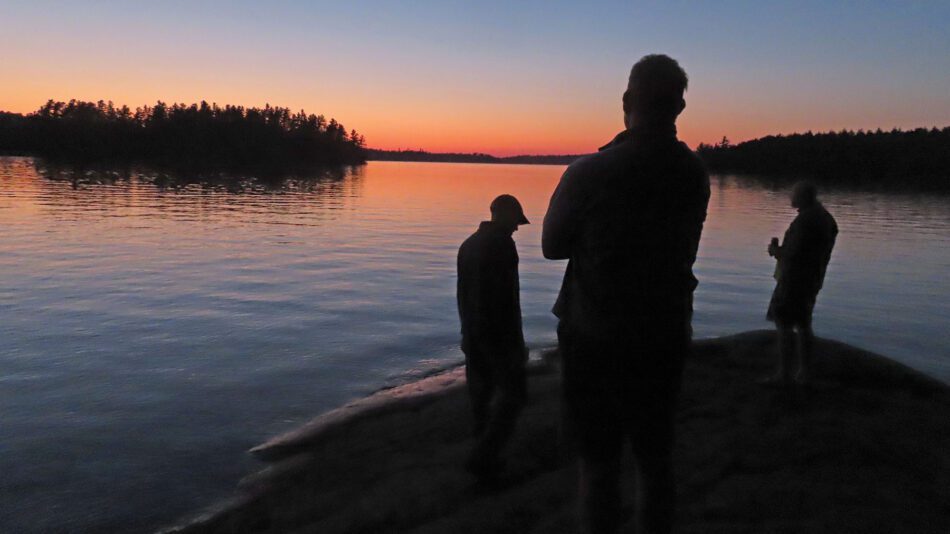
xmin=0 ymin=100 xmax=366 ymax=172
xmin=366 ymin=148 xmax=582 ymax=165
xmin=698 ymin=127 xmax=950 ymax=188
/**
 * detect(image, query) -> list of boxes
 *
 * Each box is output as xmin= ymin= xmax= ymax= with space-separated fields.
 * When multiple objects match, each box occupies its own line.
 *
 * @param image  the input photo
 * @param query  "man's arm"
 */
xmin=660 ymin=152 xmax=710 ymax=280
xmin=483 ymin=239 xmax=525 ymax=353
xmin=677 ymin=162 xmax=710 ymax=273
xmin=456 ymin=247 xmax=473 ymax=353
xmin=777 ymin=216 xmax=805 ymax=263
xmin=507 ymin=243 xmax=527 ymax=356
xmin=542 ymin=165 xmax=582 ymax=260
xmin=815 ymin=213 xmax=839 ymax=291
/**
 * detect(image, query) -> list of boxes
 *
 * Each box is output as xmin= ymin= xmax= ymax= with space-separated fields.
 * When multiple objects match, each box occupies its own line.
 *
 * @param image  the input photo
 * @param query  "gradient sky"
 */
xmin=2 ymin=0 xmax=948 ymax=155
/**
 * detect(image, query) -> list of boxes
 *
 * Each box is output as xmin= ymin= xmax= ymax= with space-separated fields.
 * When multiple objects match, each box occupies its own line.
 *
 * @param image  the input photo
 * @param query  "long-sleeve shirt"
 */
xmin=542 ymin=125 xmax=710 ymax=339
xmin=457 ymin=221 xmax=525 ymax=354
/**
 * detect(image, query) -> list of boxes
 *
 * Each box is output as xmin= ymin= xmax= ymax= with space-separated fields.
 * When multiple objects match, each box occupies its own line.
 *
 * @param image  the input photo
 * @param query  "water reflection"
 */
xmin=2 ymin=158 xmax=367 ymax=224
xmin=33 ymin=157 xmax=365 ymax=194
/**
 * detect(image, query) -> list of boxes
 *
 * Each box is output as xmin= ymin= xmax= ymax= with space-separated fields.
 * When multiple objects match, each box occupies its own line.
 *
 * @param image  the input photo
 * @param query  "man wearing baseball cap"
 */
xmin=457 ymin=194 xmax=530 ymax=477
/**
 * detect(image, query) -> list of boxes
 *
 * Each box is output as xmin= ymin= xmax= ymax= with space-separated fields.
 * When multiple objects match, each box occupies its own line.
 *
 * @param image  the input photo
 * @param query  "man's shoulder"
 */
xmin=816 ymin=204 xmax=839 ymax=233
xmin=560 ymin=137 xmax=707 ymax=188
xmin=678 ymin=141 xmax=706 ymax=169
xmin=458 ymin=229 xmax=481 ymax=257
xmin=584 ymin=138 xmax=704 ymax=169
xmin=666 ymin=141 xmax=708 ymax=182
xmin=791 ymin=206 xmax=836 ymax=238
xmin=460 ymin=227 xmax=514 ymax=255
xmin=803 ymin=204 xmax=836 ymax=223
xmin=564 ymin=150 xmax=610 ymax=179
xmin=547 ymin=153 xmax=608 ymax=205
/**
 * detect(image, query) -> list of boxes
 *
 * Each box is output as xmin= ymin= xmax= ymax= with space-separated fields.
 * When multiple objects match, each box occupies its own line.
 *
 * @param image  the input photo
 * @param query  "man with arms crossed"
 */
xmin=543 ymin=55 xmax=709 ymax=534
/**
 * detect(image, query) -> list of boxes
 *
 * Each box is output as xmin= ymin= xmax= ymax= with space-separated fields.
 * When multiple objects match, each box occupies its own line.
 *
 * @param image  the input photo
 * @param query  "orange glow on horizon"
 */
xmin=0 ymin=96 xmax=761 ymax=157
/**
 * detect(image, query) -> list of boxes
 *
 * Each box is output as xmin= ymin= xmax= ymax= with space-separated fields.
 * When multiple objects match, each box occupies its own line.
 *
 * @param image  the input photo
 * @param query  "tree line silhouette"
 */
xmin=697 ymin=127 xmax=950 ymax=188
xmin=3 ymin=103 xmax=946 ymax=186
xmin=0 ymin=100 xmax=366 ymax=172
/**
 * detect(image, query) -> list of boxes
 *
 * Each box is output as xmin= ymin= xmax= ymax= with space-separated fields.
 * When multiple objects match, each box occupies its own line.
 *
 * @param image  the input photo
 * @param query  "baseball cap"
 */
xmin=490 ymin=194 xmax=530 ymax=225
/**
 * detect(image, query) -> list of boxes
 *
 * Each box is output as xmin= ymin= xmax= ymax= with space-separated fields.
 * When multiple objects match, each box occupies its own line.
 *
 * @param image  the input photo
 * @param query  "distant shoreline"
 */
xmin=370 ymin=126 xmax=950 ymax=188
xmin=366 ymin=148 xmax=584 ymax=166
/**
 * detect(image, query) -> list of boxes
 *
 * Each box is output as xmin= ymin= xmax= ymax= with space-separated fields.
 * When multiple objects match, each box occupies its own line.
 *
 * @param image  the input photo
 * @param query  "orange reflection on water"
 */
xmin=359 ymin=161 xmax=565 ymax=226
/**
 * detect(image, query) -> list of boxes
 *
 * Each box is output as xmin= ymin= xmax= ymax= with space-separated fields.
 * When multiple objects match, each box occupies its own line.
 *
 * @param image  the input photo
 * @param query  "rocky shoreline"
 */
xmin=162 ymin=330 xmax=950 ymax=533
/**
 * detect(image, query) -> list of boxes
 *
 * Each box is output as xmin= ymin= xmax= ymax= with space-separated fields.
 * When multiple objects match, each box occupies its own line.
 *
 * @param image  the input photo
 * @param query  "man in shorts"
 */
xmin=765 ymin=181 xmax=838 ymax=385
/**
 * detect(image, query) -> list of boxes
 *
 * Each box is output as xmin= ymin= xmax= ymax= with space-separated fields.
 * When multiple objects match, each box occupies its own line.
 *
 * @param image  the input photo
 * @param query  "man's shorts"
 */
xmin=767 ymin=281 xmax=816 ymax=327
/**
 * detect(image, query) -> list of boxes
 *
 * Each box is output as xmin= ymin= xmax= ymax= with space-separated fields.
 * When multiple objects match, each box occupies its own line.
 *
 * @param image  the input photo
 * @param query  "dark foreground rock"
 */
xmin=163 ymin=331 xmax=950 ymax=533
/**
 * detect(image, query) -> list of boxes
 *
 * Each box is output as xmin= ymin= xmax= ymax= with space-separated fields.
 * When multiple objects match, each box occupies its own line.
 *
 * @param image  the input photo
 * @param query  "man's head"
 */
xmin=791 ymin=181 xmax=818 ymax=209
xmin=623 ymin=54 xmax=688 ymax=129
xmin=490 ymin=194 xmax=530 ymax=232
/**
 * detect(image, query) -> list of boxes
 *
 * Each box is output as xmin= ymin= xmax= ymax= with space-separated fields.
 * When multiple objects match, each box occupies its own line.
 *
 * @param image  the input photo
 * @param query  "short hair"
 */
xmin=793 ymin=181 xmax=818 ymax=205
xmin=625 ymin=54 xmax=688 ymax=120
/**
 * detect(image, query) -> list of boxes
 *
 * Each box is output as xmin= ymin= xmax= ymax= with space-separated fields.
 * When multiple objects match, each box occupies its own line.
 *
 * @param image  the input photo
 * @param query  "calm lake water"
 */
xmin=1 ymin=157 xmax=948 ymax=532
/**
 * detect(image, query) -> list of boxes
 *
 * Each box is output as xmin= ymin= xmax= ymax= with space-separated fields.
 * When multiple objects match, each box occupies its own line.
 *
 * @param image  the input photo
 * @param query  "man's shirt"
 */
xmin=457 ymin=221 xmax=525 ymax=353
xmin=542 ymin=125 xmax=710 ymax=339
xmin=777 ymin=203 xmax=838 ymax=297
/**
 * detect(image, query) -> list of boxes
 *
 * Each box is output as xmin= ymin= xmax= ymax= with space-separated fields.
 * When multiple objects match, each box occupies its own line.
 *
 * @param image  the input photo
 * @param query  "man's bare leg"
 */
xmin=796 ymin=323 xmax=815 ymax=384
xmin=761 ymin=323 xmax=795 ymax=385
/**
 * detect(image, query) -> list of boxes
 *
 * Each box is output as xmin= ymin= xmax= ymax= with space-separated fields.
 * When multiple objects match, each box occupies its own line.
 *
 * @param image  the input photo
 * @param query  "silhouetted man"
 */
xmin=457 ymin=194 xmax=530 ymax=477
xmin=765 ymin=182 xmax=838 ymax=385
xmin=543 ymin=54 xmax=709 ymax=534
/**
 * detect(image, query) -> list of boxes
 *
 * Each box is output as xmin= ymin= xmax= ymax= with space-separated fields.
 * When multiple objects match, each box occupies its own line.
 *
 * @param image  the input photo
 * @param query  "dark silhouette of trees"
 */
xmin=0 ymin=111 xmax=32 ymax=153
xmin=697 ymin=127 xmax=950 ymax=188
xmin=0 ymin=100 xmax=366 ymax=172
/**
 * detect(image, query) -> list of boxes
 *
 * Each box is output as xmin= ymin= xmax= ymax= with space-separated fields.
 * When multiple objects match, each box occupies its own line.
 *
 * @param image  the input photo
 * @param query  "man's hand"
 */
xmin=768 ymin=238 xmax=779 ymax=258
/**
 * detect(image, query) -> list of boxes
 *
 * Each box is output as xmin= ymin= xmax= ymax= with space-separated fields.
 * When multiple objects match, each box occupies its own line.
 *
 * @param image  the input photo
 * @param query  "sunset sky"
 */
xmin=2 ymin=0 xmax=948 ymax=155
